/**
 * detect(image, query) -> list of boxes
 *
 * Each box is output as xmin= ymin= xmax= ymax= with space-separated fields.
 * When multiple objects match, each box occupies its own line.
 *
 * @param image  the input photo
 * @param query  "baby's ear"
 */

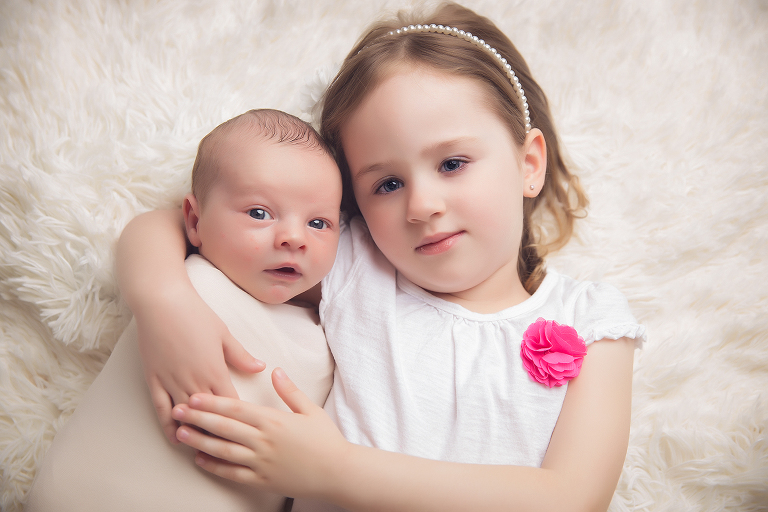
xmin=183 ymin=193 xmax=203 ymax=248
xmin=522 ymin=128 xmax=547 ymax=198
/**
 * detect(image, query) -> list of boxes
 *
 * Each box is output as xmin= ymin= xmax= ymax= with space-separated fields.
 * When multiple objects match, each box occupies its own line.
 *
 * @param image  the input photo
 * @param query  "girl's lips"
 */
xmin=415 ymin=231 xmax=464 ymax=255
xmin=264 ymin=267 xmax=303 ymax=281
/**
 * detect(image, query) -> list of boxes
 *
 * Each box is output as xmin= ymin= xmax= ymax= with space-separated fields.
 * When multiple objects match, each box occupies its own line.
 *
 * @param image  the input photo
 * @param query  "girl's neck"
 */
xmin=428 ymin=271 xmax=531 ymax=314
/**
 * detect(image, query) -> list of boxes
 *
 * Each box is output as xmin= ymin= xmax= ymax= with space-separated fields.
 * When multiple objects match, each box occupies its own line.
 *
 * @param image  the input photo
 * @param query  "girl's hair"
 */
xmin=320 ymin=2 xmax=588 ymax=293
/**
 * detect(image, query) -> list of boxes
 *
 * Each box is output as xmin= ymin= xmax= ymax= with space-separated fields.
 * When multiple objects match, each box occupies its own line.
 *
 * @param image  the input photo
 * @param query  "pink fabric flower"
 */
xmin=521 ymin=318 xmax=587 ymax=388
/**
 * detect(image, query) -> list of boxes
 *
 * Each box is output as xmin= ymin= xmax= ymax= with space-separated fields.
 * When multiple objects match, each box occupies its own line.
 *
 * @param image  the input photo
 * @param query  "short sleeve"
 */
xmin=320 ymin=216 xmax=388 ymax=315
xmin=572 ymin=281 xmax=646 ymax=349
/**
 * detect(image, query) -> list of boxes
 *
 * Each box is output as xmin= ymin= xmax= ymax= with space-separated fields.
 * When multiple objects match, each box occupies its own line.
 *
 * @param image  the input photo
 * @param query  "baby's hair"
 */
xmin=320 ymin=2 xmax=588 ymax=293
xmin=191 ymin=109 xmax=331 ymax=208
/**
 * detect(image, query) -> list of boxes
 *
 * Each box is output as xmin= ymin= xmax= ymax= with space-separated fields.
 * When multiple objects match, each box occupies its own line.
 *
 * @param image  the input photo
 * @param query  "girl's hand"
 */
xmin=136 ymin=286 xmax=266 ymax=444
xmin=116 ymin=209 xmax=265 ymax=444
xmin=172 ymin=368 xmax=350 ymax=499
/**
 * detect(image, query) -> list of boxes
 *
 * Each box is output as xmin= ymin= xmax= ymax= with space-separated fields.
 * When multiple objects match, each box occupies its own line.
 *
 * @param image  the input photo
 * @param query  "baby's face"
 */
xmin=190 ymin=137 xmax=342 ymax=304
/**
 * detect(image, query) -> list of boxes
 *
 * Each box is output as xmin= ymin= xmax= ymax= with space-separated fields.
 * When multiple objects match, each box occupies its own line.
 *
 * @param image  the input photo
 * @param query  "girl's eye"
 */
xmin=375 ymin=178 xmax=403 ymax=195
xmin=440 ymin=159 xmax=466 ymax=173
xmin=308 ymin=219 xmax=328 ymax=230
xmin=248 ymin=208 xmax=272 ymax=220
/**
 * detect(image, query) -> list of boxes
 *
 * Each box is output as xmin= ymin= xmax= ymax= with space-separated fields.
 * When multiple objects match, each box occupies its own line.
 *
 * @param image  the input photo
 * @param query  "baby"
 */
xmin=25 ymin=109 xmax=341 ymax=512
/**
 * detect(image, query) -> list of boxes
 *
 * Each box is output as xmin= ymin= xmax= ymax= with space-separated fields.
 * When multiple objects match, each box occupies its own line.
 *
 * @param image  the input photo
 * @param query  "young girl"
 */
xmin=117 ymin=3 xmax=645 ymax=511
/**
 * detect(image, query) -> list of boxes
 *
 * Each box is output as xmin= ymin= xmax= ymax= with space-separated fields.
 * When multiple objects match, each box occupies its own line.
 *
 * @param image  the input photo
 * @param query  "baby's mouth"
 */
xmin=265 ymin=266 xmax=303 ymax=280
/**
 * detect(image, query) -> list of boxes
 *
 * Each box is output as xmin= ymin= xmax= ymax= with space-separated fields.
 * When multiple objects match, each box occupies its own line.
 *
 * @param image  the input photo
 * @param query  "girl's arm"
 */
xmin=116 ymin=209 xmax=264 ymax=443
xmin=172 ymin=337 xmax=635 ymax=512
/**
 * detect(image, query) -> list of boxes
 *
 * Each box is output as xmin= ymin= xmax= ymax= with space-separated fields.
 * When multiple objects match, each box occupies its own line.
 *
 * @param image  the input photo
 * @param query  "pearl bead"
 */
xmin=387 ymin=23 xmax=531 ymax=133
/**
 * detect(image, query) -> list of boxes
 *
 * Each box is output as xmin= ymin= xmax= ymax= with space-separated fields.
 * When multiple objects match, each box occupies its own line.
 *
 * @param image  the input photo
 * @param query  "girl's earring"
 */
xmin=530 ymin=185 xmax=535 ymax=190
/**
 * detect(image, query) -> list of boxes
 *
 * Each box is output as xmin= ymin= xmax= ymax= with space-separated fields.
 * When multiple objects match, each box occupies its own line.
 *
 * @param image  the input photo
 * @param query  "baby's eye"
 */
xmin=375 ymin=178 xmax=403 ymax=195
xmin=308 ymin=219 xmax=328 ymax=230
xmin=440 ymin=159 xmax=466 ymax=173
xmin=248 ymin=208 xmax=272 ymax=220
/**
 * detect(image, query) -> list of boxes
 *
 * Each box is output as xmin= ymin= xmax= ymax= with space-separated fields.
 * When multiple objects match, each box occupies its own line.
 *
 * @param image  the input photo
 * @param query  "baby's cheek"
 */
xmin=235 ymin=237 xmax=267 ymax=269
xmin=245 ymin=234 xmax=267 ymax=253
xmin=311 ymin=245 xmax=337 ymax=275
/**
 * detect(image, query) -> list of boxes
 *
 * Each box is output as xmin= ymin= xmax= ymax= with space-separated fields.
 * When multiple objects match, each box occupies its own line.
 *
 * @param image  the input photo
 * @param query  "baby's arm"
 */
xmin=173 ymin=337 xmax=634 ymax=512
xmin=116 ymin=209 xmax=264 ymax=443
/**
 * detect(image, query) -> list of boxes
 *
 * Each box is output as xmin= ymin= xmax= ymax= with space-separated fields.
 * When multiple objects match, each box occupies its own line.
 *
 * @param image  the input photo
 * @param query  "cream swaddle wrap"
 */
xmin=26 ymin=255 xmax=333 ymax=512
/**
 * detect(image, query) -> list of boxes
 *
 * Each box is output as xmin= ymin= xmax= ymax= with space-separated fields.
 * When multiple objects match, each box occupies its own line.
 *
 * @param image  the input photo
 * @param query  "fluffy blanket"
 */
xmin=1 ymin=1 xmax=766 ymax=510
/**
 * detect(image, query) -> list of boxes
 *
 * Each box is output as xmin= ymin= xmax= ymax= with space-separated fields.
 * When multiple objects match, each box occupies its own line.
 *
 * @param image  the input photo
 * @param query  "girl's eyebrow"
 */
xmin=355 ymin=137 xmax=481 ymax=179
xmin=423 ymin=136 xmax=480 ymax=156
xmin=354 ymin=162 xmax=392 ymax=180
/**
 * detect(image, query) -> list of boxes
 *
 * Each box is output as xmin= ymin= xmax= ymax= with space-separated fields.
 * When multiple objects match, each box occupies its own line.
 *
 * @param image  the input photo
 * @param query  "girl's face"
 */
xmin=341 ymin=66 xmax=544 ymax=310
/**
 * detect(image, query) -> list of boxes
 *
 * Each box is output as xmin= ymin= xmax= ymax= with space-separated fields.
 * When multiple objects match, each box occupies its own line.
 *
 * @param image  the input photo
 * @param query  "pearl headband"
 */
xmin=388 ymin=24 xmax=531 ymax=133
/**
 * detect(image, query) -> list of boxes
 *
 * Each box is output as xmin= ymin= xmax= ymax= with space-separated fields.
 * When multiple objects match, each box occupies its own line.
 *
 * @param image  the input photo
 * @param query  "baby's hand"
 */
xmin=136 ymin=287 xmax=265 ymax=443
xmin=172 ymin=368 xmax=349 ymax=499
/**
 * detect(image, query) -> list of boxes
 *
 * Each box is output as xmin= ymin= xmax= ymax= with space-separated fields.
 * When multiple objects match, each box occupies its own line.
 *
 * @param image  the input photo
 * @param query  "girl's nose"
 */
xmin=406 ymin=180 xmax=446 ymax=223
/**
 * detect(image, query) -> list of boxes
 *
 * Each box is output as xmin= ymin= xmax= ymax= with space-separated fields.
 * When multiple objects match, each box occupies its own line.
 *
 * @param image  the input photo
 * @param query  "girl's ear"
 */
xmin=183 ymin=193 xmax=203 ymax=248
xmin=522 ymin=128 xmax=547 ymax=198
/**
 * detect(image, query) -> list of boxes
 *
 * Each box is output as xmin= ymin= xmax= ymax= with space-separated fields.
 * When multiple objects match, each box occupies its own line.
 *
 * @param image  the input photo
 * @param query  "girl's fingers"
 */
xmin=193 ymin=452 xmax=262 ymax=487
xmin=222 ymin=334 xmax=266 ymax=374
xmin=173 ymin=400 xmax=275 ymax=446
xmin=148 ymin=377 xmax=180 ymax=444
xmin=209 ymin=376 xmax=241 ymax=401
xmin=272 ymin=368 xmax=316 ymax=415
xmin=172 ymin=403 xmax=249 ymax=444
xmin=175 ymin=423 xmax=255 ymax=467
xmin=184 ymin=393 xmax=272 ymax=428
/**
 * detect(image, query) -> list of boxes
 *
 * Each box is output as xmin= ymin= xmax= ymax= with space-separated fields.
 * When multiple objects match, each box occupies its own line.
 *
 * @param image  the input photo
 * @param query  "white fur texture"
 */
xmin=1 ymin=1 xmax=766 ymax=510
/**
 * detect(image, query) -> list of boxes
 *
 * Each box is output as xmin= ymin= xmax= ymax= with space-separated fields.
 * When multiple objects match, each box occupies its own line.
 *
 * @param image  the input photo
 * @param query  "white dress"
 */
xmin=293 ymin=218 xmax=645 ymax=512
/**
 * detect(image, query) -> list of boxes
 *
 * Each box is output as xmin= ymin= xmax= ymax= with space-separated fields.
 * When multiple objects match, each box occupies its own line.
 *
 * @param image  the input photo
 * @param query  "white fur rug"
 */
xmin=1 ymin=1 xmax=766 ymax=510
